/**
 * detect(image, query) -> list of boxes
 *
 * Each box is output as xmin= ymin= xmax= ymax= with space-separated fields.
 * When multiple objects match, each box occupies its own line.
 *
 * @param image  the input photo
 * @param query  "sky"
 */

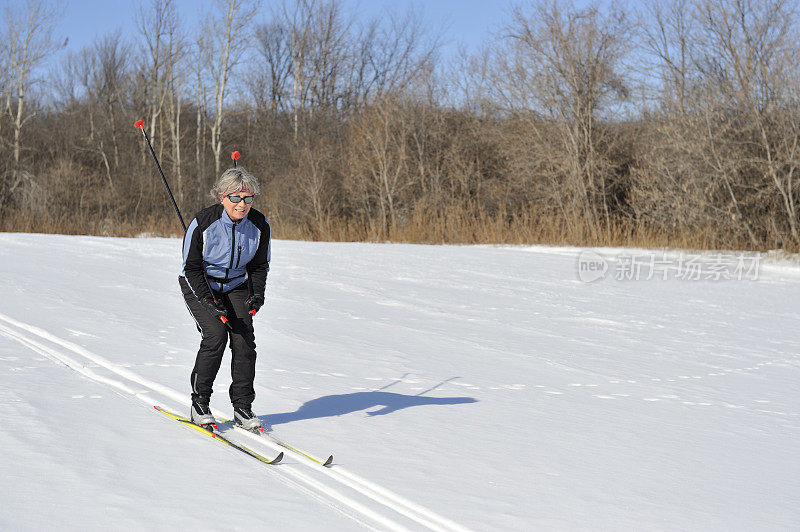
xmin=51 ymin=0 xmax=514 ymax=61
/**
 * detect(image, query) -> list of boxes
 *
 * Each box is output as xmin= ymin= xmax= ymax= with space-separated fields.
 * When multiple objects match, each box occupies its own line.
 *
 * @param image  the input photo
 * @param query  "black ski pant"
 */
xmin=179 ymin=276 xmax=257 ymax=408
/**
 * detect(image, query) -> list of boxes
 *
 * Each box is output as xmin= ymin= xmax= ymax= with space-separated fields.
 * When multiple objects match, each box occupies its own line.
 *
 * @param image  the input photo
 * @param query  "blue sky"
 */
xmin=52 ymin=0 xmax=514 ymax=60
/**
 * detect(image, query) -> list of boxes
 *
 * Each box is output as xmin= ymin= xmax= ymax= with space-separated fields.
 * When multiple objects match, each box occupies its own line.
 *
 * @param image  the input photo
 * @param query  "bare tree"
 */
xmin=270 ymin=0 xmax=351 ymax=140
xmin=347 ymin=8 xmax=437 ymax=107
xmin=95 ymin=33 xmax=130 ymax=173
xmin=80 ymin=32 xmax=131 ymax=185
xmin=192 ymin=32 xmax=210 ymax=189
xmin=694 ymin=0 xmax=800 ymax=245
xmin=250 ymin=20 xmax=292 ymax=113
xmin=251 ymin=0 xmax=438 ymax=124
xmin=136 ymin=0 xmax=186 ymax=201
xmin=638 ymin=0 xmax=694 ymax=115
xmin=634 ymin=0 xmax=800 ymax=248
xmin=0 ymin=25 xmax=9 ymax=147
xmin=488 ymin=0 xmax=631 ymax=237
xmin=201 ymin=0 xmax=260 ymax=175
xmin=347 ymin=97 xmax=411 ymax=238
xmin=1 ymin=0 xmax=62 ymax=194
xmin=295 ymin=133 xmax=337 ymax=231
xmin=166 ymin=49 xmax=185 ymax=202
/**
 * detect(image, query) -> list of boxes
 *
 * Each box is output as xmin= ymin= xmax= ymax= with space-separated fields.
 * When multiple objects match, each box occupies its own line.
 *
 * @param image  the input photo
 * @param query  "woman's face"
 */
xmin=221 ymin=191 xmax=255 ymax=221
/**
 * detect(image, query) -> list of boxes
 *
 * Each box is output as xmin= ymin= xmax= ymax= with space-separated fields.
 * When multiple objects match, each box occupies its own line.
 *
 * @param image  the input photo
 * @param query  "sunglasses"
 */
xmin=224 ymin=194 xmax=255 ymax=204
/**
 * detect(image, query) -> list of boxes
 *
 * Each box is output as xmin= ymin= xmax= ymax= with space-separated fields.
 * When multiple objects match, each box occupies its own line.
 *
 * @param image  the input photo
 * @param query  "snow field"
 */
xmin=1 ymin=233 xmax=799 ymax=530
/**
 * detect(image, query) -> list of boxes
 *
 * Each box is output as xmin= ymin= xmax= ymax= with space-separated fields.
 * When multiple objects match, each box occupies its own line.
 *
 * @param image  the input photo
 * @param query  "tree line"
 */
xmin=2 ymin=0 xmax=799 ymax=251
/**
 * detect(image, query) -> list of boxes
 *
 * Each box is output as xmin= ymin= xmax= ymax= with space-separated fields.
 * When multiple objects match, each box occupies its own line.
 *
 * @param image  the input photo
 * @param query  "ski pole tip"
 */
xmin=134 ymin=119 xmax=144 ymax=130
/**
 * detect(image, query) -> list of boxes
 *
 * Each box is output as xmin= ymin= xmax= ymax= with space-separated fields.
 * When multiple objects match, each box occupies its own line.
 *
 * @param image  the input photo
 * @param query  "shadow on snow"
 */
xmin=263 ymin=390 xmax=478 ymax=427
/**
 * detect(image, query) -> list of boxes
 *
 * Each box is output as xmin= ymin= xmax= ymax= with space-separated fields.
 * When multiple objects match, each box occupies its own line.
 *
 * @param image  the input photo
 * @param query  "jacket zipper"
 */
xmin=235 ymin=245 xmax=242 ymax=269
xmin=224 ymin=223 xmax=236 ymax=289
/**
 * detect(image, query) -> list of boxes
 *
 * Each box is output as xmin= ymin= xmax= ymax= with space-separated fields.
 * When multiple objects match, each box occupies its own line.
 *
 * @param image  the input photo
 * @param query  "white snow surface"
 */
xmin=0 ymin=233 xmax=798 ymax=531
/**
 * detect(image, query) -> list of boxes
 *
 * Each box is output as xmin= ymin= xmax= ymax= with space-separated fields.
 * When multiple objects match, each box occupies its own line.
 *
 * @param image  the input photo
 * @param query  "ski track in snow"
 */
xmin=0 ymin=311 xmax=469 ymax=532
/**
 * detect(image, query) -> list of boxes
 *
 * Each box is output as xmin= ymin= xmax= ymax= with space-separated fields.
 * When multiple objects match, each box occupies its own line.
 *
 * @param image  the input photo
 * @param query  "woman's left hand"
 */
xmin=246 ymin=294 xmax=264 ymax=314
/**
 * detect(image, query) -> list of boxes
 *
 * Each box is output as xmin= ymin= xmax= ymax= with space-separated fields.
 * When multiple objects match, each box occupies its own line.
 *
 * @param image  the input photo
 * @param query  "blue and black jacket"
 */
xmin=181 ymin=204 xmax=271 ymax=301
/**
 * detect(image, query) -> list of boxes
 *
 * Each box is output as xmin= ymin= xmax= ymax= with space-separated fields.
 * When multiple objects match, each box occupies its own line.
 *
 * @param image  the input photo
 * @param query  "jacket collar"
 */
xmin=220 ymin=208 xmax=247 ymax=226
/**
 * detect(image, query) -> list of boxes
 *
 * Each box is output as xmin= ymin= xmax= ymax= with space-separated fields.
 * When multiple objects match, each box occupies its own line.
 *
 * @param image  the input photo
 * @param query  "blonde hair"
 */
xmin=210 ymin=167 xmax=261 ymax=201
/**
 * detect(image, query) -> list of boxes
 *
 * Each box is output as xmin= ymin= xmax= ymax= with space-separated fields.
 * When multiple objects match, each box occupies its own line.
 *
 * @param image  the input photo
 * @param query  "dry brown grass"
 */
xmin=0 ymin=210 xmax=181 ymax=238
xmin=0 ymin=202 xmax=777 ymax=254
xmin=263 ymin=203 xmax=768 ymax=252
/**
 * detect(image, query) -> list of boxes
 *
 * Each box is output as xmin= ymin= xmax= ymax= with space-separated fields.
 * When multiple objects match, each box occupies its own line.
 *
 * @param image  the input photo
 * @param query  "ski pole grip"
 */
xmin=249 ymin=309 xmax=257 ymax=317
xmin=134 ymin=119 xmax=144 ymax=130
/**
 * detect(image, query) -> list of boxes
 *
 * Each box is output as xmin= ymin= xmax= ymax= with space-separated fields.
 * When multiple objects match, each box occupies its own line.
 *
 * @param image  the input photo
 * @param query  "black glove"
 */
xmin=199 ymin=296 xmax=228 ymax=320
xmin=246 ymin=294 xmax=264 ymax=314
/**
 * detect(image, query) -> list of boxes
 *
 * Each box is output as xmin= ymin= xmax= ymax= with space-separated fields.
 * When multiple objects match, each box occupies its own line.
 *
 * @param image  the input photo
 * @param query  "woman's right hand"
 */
xmin=199 ymin=296 xmax=228 ymax=320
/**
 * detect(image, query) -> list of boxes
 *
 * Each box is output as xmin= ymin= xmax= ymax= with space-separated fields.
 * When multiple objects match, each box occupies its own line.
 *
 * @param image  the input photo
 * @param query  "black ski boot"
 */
xmin=233 ymin=406 xmax=262 ymax=431
xmin=191 ymin=401 xmax=216 ymax=428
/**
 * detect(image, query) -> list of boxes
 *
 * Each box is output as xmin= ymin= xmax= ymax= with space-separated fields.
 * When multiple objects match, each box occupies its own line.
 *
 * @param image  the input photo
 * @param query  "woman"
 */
xmin=179 ymin=166 xmax=270 ymax=431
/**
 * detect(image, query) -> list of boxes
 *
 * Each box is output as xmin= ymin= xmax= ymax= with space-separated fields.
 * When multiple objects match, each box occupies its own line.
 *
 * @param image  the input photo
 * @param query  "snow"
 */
xmin=1 ymin=232 xmax=798 ymax=530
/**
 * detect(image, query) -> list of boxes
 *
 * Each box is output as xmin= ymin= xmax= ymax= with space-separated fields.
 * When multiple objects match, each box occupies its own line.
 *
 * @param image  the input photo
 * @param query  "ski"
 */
xmin=217 ymin=416 xmax=334 ymax=467
xmin=154 ymin=406 xmax=284 ymax=465
xmin=261 ymin=430 xmax=334 ymax=468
